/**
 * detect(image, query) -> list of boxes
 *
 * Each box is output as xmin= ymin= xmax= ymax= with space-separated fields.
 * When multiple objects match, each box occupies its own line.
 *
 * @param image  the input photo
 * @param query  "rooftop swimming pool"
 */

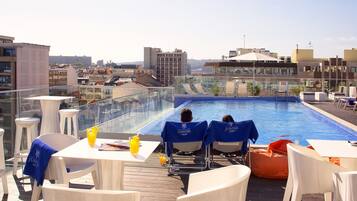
xmin=139 ymin=99 xmax=357 ymax=145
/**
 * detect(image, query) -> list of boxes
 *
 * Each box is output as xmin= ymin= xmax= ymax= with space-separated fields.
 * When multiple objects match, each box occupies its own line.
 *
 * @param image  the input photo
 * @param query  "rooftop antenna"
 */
xmin=296 ymin=44 xmax=299 ymax=53
xmin=243 ymin=34 xmax=246 ymax=48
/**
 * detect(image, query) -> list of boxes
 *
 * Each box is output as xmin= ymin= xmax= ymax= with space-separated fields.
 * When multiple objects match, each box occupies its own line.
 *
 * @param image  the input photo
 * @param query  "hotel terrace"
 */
xmin=0 ymin=35 xmax=357 ymax=201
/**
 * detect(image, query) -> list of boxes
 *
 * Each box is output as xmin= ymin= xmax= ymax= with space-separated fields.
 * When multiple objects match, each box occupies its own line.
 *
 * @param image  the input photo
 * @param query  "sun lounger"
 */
xmin=161 ymin=121 xmax=208 ymax=175
xmin=339 ymin=97 xmax=357 ymax=110
xmin=193 ymin=83 xmax=208 ymax=95
xmin=182 ymin=83 xmax=197 ymax=95
xmin=205 ymin=120 xmax=259 ymax=168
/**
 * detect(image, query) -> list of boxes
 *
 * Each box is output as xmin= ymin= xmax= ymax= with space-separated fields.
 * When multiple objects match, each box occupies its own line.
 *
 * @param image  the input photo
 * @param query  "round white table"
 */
xmin=26 ymin=96 xmax=74 ymax=135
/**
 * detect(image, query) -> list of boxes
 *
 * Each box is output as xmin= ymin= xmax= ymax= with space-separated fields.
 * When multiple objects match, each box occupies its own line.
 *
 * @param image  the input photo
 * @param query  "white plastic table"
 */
xmin=53 ymin=138 xmax=160 ymax=190
xmin=307 ymin=139 xmax=357 ymax=170
xmin=26 ymin=96 xmax=73 ymax=135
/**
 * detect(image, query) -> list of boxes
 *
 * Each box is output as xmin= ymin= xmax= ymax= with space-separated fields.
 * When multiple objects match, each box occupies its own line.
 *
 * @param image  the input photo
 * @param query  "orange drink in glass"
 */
xmin=129 ymin=135 xmax=140 ymax=156
xmin=87 ymin=128 xmax=97 ymax=147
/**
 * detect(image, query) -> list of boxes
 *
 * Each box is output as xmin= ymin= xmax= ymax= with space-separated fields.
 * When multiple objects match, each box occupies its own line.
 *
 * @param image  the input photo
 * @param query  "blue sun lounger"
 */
xmin=161 ymin=121 xmax=208 ymax=175
xmin=205 ymin=120 xmax=259 ymax=168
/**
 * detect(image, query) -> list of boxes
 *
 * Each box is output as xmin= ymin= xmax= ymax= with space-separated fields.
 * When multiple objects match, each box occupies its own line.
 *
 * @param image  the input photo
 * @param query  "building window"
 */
xmin=351 ymin=67 xmax=357 ymax=73
xmin=3 ymin=48 xmax=16 ymax=56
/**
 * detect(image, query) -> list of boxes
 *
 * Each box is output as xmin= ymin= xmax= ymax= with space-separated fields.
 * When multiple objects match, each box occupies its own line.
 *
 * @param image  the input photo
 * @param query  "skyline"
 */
xmin=2 ymin=0 xmax=357 ymax=62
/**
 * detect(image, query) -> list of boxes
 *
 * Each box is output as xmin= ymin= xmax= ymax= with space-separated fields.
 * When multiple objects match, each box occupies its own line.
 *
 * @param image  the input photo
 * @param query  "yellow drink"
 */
xmin=87 ymin=129 xmax=97 ymax=147
xmin=129 ymin=136 xmax=140 ymax=156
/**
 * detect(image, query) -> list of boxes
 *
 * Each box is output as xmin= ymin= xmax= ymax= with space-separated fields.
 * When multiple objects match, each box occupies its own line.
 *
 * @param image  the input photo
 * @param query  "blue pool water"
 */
xmin=139 ymin=99 xmax=357 ymax=145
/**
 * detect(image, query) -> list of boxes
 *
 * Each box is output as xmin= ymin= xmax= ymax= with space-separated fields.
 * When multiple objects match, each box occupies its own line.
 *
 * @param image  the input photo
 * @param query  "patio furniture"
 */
xmin=182 ymin=84 xmax=197 ymax=95
xmin=307 ymin=139 xmax=357 ymax=170
xmin=0 ymin=129 xmax=8 ymax=194
xmin=26 ymin=96 xmax=74 ymax=135
xmin=315 ymin=92 xmax=327 ymax=102
xmin=193 ymin=83 xmax=208 ymax=95
xmin=299 ymin=92 xmax=315 ymax=102
xmin=339 ymin=97 xmax=356 ymax=110
xmin=349 ymin=86 xmax=356 ymax=97
xmin=205 ymin=120 xmax=259 ymax=168
xmin=59 ymin=109 xmax=80 ymax=138
xmin=225 ymin=81 xmax=235 ymax=96
xmin=13 ymin=117 xmax=40 ymax=175
xmin=30 ymin=134 xmax=98 ymax=201
xmin=53 ymin=138 xmax=159 ymax=190
xmin=333 ymin=171 xmax=357 ymax=201
xmin=329 ymin=92 xmax=345 ymax=101
xmin=161 ymin=121 xmax=208 ymax=175
xmin=42 ymin=184 xmax=140 ymax=201
xmin=283 ymin=143 xmax=345 ymax=201
xmin=176 ymin=165 xmax=251 ymax=201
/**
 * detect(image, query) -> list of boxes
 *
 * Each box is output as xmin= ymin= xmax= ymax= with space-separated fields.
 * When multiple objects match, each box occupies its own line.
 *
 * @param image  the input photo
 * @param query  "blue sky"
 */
xmin=2 ymin=0 xmax=357 ymax=62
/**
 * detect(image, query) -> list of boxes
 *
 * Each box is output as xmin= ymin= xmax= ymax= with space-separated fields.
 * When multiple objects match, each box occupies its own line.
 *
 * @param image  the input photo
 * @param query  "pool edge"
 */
xmin=301 ymin=101 xmax=357 ymax=133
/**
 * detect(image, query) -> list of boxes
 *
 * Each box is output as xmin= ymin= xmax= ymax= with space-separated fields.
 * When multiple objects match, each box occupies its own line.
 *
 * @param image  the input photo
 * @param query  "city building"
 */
xmin=144 ymin=47 xmax=187 ymax=86
xmin=205 ymin=52 xmax=297 ymax=79
xmin=229 ymin=48 xmax=278 ymax=58
xmin=292 ymin=48 xmax=356 ymax=91
xmin=96 ymin=59 xmax=104 ymax=66
xmin=49 ymin=65 xmax=78 ymax=87
xmin=0 ymin=35 xmax=50 ymax=156
xmin=50 ymin=55 xmax=92 ymax=67
xmin=78 ymin=85 xmax=113 ymax=104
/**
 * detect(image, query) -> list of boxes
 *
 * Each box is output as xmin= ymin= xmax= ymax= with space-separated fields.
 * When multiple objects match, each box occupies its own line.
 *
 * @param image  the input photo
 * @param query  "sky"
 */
xmin=2 ymin=0 xmax=357 ymax=62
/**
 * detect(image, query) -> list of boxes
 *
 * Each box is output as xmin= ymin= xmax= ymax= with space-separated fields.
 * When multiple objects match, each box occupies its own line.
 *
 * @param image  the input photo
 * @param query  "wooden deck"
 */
xmin=1 ymin=153 xmax=324 ymax=201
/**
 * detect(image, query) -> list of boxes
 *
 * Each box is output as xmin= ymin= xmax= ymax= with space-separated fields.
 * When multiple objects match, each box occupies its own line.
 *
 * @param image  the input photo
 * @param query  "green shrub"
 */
xmin=247 ymin=82 xmax=261 ymax=96
xmin=211 ymin=83 xmax=220 ymax=96
xmin=290 ymin=86 xmax=304 ymax=96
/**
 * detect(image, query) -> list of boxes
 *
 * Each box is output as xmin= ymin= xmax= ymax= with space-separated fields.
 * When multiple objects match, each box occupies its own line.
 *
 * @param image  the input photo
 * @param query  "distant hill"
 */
xmin=117 ymin=59 xmax=219 ymax=74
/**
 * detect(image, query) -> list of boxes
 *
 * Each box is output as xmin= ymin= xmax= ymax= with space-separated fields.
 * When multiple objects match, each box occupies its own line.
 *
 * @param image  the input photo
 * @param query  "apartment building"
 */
xmin=290 ymin=48 xmax=356 ymax=91
xmin=144 ymin=47 xmax=187 ymax=86
xmin=79 ymin=85 xmax=112 ymax=104
xmin=0 ymin=35 xmax=50 ymax=156
xmin=49 ymin=65 xmax=78 ymax=87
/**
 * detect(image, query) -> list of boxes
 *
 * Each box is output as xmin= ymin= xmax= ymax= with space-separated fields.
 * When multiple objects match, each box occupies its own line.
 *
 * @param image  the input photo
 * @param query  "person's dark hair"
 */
xmin=181 ymin=108 xmax=193 ymax=123
xmin=222 ymin=115 xmax=234 ymax=123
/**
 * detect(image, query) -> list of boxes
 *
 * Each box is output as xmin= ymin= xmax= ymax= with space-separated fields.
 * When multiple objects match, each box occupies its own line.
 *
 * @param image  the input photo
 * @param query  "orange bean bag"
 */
xmin=250 ymin=149 xmax=289 ymax=179
xmin=268 ymin=139 xmax=293 ymax=155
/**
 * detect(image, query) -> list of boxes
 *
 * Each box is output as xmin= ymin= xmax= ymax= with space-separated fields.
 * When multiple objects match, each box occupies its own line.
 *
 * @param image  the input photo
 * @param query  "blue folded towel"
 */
xmin=205 ymin=120 xmax=259 ymax=154
xmin=23 ymin=139 xmax=57 ymax=186
xmin=161 ymin=121 xmax=208 ymax=156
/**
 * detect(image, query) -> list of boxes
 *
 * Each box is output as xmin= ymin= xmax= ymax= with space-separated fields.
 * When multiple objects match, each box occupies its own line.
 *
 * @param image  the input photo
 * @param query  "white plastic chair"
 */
xmin=0 ymin=129 xmax=8 ymax=194
xmin=333 ymin=171 xmax=357 ymax=201
xmin=283 ymin=144 xmax=345 ymax=201
xmin=31 ymin=134 xmax=98 ymax=201
xmin=176 ymin=165 xmax=251 ymax=201
xmin=42 ymin=184 xmax=140 ymax=201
